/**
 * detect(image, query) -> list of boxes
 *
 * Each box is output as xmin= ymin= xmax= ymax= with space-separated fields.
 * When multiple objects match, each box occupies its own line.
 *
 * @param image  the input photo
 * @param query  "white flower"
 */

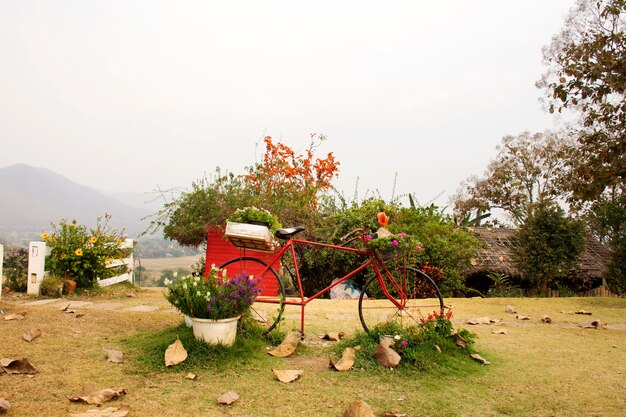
xmin=173 ymin=271 xmax=178 ymax=277
xmin=197 ymin=291 xmax=201 ymax=296
xmin=222 ymin=269 xmax=227 ymax=278
xmin=194 ymin=276 xmax=200 ymax=282
xmin=193 ymin=281 xmax=198 ymax=287
xmin=394 ymin=335 xmax=401 ymax=340
xmin=164 ymin=278 xmax=172 ymax=286
xmin=182 ymin=283 xmax=187 ymax=290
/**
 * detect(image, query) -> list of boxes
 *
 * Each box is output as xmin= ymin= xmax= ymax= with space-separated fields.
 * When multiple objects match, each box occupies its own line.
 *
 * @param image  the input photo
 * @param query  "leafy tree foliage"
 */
xmin=513 ymin=204 xmax=585 ymax=295
xmin=539 ymin=0 xmax=625 ymax=202
xmin=453 ymin=131 xmax=570 ymax=225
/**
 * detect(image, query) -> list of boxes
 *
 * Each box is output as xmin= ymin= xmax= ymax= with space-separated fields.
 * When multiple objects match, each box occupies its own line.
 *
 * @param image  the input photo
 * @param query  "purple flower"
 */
xmin=392 ymin=240 xmax=399 ymax=246
xmin=365 ymin=235 xmax=373 ymax=240
xmin=398 ymin=233 xmax=406 ymax=238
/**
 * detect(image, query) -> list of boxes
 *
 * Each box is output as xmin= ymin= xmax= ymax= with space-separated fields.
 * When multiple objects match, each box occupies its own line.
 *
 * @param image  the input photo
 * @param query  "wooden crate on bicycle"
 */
xmin=224 ymin=221 xmax=277 ymax=253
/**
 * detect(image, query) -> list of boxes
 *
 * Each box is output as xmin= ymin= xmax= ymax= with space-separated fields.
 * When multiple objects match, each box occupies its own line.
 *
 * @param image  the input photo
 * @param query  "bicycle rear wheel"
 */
xmin=358 ymin=263 xmax=444 ymax=334
xmin=218 ymin=257 xmax=285 ymax=335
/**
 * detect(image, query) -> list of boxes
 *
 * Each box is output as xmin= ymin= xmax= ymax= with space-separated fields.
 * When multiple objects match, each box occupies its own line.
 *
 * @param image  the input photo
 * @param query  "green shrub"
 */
xmin=3 ymin=247 xmax=28 ymax=292
xmin=513 ymin=204 xmax=585 ymax=295
xmin=396 ymin=204 xmax=481 ymax=296
xmin=555 ymin=282 xmax=576 ymax=297
xmin=43 ymin=215 xmax=133 ymax=289
xmin=40 ymin=275 xmax=63 ymax=297
xmin=487 ymin=272 xmax=520 ymax=297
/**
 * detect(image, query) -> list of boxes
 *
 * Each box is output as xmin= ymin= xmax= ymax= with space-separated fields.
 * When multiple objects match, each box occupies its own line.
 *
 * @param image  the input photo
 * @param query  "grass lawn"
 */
xmin=1 ymin=288 xmax=624 ymax=416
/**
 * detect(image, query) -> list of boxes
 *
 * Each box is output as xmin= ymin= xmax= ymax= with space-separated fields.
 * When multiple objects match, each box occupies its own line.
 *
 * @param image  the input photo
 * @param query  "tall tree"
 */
xmin=453 ymin=131 xmax=570 ymax=225
xmin=538 ymin=0 xmax=625 ymax=202
xmin=539 ymin=0 xmax=625 ymax=294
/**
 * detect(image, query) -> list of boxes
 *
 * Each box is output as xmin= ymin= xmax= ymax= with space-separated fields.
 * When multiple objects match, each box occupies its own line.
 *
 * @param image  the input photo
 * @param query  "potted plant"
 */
xmin=227 ymin=206 xmax=282 ymax=234
xmin=164 ymin=265 xmax=262 ymax=346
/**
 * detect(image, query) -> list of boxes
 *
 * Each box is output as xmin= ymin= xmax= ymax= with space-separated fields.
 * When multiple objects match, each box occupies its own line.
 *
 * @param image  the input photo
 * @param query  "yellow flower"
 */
xmin=60 ymin=254 xmax=66 ymax=260
xmin=40 ymin=233 xmax=49 ymax=240
xmin=75 ymin=249 xmax=83 ymax=256
xmin=89 ymin=237 xmax=97 ymax=244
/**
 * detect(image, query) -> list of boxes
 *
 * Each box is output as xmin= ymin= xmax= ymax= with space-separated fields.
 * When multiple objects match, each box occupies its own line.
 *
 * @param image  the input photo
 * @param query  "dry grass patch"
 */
xmin=0 ymin=293 xmax=625 ymax=416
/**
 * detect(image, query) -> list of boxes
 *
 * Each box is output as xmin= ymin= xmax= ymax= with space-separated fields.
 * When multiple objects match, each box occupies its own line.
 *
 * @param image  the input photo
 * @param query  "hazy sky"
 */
xmin=0 ymin=1 xmax=576 ymax=208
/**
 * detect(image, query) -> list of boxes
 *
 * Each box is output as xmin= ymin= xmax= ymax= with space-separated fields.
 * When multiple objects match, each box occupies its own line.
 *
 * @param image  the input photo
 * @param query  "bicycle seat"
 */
xmin=275 ymin=226 xmax=306 ymax=240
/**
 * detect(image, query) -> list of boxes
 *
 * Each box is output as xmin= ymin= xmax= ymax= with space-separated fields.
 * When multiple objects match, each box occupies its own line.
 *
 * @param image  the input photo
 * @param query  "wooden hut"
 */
xmin=464 ymin=227 xmax=615 ymax=296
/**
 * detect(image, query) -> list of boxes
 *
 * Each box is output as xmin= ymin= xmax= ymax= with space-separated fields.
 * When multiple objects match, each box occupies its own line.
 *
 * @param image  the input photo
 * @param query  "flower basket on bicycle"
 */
xmin=224 ymin=221 xmax=278 ymax=253
xmin=366 ymin=230 xmax=421 ymax=261
xmin=224 ymin=207 xmax=281 ymax=253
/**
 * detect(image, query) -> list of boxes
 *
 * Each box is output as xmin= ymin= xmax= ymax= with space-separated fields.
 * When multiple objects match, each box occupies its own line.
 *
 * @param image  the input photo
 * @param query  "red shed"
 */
xmin=204 ymin=228 xmax=279 ymax=296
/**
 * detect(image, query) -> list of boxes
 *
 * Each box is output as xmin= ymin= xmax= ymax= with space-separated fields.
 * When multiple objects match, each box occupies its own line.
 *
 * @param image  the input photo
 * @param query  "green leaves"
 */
xmin=513 ymin=204 xmax=585 ymax=294
xmin=43 ymin=216 xmax=131 ymax=289
xmin=540 ymin=0 xmax=625 ymax=202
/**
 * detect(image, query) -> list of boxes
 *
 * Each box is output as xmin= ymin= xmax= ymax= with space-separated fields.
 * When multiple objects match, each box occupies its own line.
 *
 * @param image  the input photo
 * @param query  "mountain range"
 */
xmin=0 ymin=164 xmax=161 ymax=240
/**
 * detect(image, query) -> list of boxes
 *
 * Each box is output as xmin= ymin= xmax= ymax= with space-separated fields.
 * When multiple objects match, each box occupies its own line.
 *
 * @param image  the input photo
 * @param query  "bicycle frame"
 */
xmin=243 ymin=231 xmax=412 ymax=333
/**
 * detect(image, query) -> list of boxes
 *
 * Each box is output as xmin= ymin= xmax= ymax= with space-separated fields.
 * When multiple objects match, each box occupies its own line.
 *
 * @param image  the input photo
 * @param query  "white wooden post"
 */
xmin=27 ymin=241 xmax=49 ymax=295
xmin=0 ymin=243 xmax=3 ymax=300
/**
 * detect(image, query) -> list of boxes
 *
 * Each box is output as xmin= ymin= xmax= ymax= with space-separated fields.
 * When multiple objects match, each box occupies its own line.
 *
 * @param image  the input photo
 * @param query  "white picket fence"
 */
xmin=98 ymin=239 xmax=134 ymax=287
xmin=26 ymin=239 xmax=134 ymax=295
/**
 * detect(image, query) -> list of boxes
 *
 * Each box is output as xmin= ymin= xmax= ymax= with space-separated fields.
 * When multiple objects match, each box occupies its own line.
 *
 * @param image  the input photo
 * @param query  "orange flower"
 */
xmin=377 ymin=212 xmax=389 ymax=227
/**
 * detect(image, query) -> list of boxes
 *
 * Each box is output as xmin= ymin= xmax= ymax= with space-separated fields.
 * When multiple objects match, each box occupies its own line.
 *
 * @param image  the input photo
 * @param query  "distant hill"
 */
xmin=0 ymin=164 xmax=152 ymax=240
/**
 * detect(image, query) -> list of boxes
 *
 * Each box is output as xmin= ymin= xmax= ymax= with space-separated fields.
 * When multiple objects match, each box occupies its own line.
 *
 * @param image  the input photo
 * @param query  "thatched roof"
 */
xmin=466 ymin=227 xmax=611 ymax=278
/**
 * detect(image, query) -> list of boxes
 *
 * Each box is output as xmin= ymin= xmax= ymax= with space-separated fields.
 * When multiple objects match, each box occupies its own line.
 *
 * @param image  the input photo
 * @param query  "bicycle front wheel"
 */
xmin=358 ymin=264 xmax=444 ymax=334
xmin=218 ymin=257 xmax=285 ymax=335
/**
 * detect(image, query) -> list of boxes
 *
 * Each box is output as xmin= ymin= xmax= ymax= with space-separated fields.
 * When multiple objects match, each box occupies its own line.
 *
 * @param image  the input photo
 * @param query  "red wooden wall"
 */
xmin=205 ymin=228 xmax=279 ymax=296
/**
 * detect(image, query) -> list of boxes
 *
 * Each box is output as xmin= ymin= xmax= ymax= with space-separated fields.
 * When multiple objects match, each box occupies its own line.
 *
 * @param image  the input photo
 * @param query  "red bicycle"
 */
xmin=219 ymin=225 xmax=444 ymax=335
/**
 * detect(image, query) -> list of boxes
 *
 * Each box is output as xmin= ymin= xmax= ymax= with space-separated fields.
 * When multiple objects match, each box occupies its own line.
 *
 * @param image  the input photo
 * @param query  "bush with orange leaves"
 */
xmin=244 ymin=134 xmax=339 ymax=209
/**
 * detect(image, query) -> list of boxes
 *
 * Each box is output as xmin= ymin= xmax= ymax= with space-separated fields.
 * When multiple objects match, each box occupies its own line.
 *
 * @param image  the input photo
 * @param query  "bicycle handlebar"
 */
xmin=340 ymin=228 xmax=366 ymax=242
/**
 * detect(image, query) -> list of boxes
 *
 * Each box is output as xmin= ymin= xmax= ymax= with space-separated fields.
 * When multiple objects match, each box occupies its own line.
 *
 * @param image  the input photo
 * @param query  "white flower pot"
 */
xmin=184 ymin=315 xmax=193 ymax=328
xmin=191 ymin=316 xmax=240 ymax=346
